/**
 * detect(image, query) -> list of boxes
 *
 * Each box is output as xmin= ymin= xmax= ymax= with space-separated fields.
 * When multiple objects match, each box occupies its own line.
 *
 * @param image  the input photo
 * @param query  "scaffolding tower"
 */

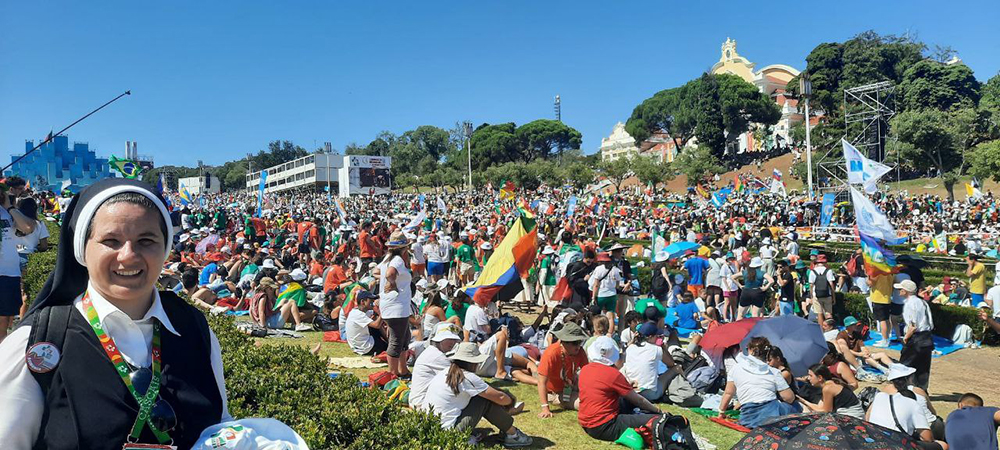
xmin=817 ymin=80 xmax=896 ymax=195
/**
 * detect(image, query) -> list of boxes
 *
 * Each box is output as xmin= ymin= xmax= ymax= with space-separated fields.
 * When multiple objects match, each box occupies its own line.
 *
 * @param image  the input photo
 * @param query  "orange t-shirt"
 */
xmin=359 ymin=230 xmax=374 ymax=258
xmin=324 ymin=265 xmax=347 ymax=293
xmin=538 ymin=342 xmax=589 ymax=392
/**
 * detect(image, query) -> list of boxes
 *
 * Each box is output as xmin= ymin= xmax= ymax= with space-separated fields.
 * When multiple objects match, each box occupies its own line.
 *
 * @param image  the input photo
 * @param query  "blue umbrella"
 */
xmin=664 ymin=241 xmax=700 ymax=259
xmin=740 ymin=315 xmax=828 ymax=377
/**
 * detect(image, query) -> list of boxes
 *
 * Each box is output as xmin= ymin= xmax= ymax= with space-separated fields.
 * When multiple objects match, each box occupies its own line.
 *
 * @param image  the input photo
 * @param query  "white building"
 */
xmin=178 ymin=175 xmax=220 ymax=195
xmin=600 ymin=122 xmax=639 ymax=162
xmin=245 ymin=153 xmax=392 ymax=197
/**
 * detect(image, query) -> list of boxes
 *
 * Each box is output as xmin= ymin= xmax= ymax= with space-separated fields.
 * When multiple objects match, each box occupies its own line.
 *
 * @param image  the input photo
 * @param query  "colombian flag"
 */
xmin=858 ymin=232 xmax=898 ymax=279
xmin=463 ymin=215 xmax=538 ymax=306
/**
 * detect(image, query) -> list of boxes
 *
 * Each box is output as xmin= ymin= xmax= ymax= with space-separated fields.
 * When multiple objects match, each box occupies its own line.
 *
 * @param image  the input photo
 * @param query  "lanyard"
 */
xmin=81 ymin=293 xmax=171 ymax=444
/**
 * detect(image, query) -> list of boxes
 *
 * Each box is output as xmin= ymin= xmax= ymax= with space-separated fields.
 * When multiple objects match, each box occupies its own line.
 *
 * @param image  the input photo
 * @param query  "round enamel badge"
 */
xmin=26 ymin=342 xmax=61 ymax=373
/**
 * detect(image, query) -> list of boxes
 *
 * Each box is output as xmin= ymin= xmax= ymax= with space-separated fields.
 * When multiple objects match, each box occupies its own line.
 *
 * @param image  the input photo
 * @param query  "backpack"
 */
xmin=811 ymin=268 xmax=832 ymax=298
xmin=857 ymin=386 xmax=880 ymax=411
xmin=637 ymin=414 xmax=700 ymax=450
xmin=651 ymin=270 xmax=669 ymax=298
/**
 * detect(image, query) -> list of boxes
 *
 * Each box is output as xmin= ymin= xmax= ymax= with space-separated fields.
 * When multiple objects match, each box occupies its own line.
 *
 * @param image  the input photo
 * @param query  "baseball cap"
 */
xmin=430 ymin=322 xmax=463 ymax=342
xmin=893 ymin=279 xmax=918 ymax=292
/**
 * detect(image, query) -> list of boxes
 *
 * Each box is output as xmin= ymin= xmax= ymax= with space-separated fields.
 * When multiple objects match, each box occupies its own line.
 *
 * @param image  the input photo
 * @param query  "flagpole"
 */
xmin=2 ymin=90 xmax=131 ymax=174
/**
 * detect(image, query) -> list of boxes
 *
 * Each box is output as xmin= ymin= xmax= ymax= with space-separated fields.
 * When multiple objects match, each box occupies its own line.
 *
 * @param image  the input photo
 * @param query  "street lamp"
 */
xmin=800 ymin=74 xmax=814 ymax=199
xmin=464 ymin=121 xmax=473 ymax=191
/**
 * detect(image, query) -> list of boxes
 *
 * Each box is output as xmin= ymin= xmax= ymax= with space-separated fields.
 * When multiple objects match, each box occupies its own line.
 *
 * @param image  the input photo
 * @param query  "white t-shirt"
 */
xmin=423 ymin=242 xmax=445 ymax=263
xmin=423 ymin=370 xmax=489 ymax=428
xmin=868 ymin=392 xmax=929 ymax=435
xmin=902 ymin=295 xmax=933 ymax=333
xmin=622 ymin=343 xmax=662 ymax=391
xmin=379 ymin=255 xmax=412 ymax=319
xmin=590 ymin=264 xmax=623 ymax=297
xmin=345 ymin=308 xmax=375 ymax=355
xmin=14 ymin=219 xmax=49 ymax=254
xmin=808 ymin=266 xmax=836 ymax=295
xmin=0 ymin=209 xmax=21 ymax=277
xmin=706 ymin=258 xmax=723 ymax=288
xmin=729 ymin=353 xmax=790 ymax=405
xmin=410 ymin=242 xmax=426 ymax=265
xmin=720 ymin=263 xmax=738 ymax=292
xmin=463 ymin=304 xmax=489 ymax=334
xmin=409 ymin=345 xmax=452 ymax=409
xmin=785 ymin=241 xmax=799 ymax=258
xmin=986 ymin=285 xmax=1000 ymax=318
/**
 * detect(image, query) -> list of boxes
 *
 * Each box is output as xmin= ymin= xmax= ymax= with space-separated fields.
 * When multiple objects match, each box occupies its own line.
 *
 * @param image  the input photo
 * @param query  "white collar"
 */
xmin=84 ymin=282 xmax=181 ymax=336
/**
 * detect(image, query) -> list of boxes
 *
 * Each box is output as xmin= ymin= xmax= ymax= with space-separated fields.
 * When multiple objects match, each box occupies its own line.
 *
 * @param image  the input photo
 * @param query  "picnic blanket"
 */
xmin=687 ymin=406 xmax=750 ymax=433
xmin=327 ymin=356 xmax=386 ymax=369
xmin=708 ymin=417 xmax=752 ymax=433
xmin=323 ymin=331 xmax=347 ymax=343
xmin=224 ymin=310 xmax=251 ymax=316
xmin=864 ymin=331 xmax=969 ymax=357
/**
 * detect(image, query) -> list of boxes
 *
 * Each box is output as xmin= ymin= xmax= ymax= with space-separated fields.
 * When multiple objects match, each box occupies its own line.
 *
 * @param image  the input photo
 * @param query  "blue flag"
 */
xmin=566 ymin=196 xmax=578 ymax=218
xmin=820 ymin=193 xmax=836 ymax=227
xmin=256 ymin=170 xmax=268 ymax=217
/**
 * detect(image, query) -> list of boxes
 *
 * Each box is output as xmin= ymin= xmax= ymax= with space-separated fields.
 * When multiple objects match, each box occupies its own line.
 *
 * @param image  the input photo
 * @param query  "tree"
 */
xmin=715 ymin=74 xmax=781 ymax=151
xmin=625 ymin=82 xmax=698 ymax=153
xmin=563 ymin=162 xmax=595 ymax=190
xmin=597 ymin=157 xmax=633 ymax=192
xmin=695 ymin=73 xmax=727 ymax=157
xmin=892 ymin=109 xmax=961 ymax=199
xmin=631 ymin=156 xmax=673 ymax=187
xmin=899 ymin=59 xmax=980 ymax=112
xmin=980 ymin=73 xmax=1000 ymax=114
xmin=515 ymin=119 xmax=583 ymax=160
xmin=674 ymin=145 xmax=725 ymax=186
xmin=966 ymin=140 xmax=1000 ymax=184
xmin=251 ymin=141 xmax=309 ymax=170
xmin=469 ymin=123 xmax=520 ymax=171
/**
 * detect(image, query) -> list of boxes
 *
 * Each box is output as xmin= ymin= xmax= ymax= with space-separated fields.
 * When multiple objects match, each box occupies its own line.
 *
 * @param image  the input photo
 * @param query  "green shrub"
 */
xmin=839 ymin=292 xmax=997 ymax=345
xmin=205 ymin=315 xmax=481 ymax=449
xmin=22 ymin=220 xmax=60 ymax=306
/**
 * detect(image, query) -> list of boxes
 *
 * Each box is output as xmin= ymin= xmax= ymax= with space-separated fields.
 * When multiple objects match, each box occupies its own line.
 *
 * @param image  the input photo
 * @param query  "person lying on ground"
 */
xmin=797 ymin=364 xmax=865 ymax=419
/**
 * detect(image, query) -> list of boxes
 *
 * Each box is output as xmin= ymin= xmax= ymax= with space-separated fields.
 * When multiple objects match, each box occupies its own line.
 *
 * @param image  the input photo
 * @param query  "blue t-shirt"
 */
xmin=684 ymin=258 xmax=710 ymax=286
xmin=199 ymin=262 xmax=218 ymax=286
xmin=675 ymin=301 xmax=700 ymax=329
xmin=945 ymin=406 xmax=999 ymax=450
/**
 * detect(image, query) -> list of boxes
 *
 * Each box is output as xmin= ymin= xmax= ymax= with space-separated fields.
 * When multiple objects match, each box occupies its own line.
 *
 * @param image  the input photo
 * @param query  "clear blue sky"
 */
xmin=2 ymin=1 xmax=997 ymax=168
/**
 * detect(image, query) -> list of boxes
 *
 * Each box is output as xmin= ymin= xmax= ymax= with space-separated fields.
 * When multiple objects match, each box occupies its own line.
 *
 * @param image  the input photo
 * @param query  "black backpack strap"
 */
xmin=25 ymin=305 xmax=74 ymax=397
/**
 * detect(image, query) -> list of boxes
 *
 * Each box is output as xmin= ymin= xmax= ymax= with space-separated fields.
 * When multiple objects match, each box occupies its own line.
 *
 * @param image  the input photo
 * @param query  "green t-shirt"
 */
xmin=240 ymin=263 xmax=259 ymax=278
xmin=635 ymin=297 xmax=667 ymax=318
xmin=456 ymin=244 xmax=475 ymax=263
xmin=445 ymin=302 xmax=470 ymax=323
xmin=540 ymin=256 xmax=557 ymax=286
xmin=244 ymin=216 xmax=256 ymax=239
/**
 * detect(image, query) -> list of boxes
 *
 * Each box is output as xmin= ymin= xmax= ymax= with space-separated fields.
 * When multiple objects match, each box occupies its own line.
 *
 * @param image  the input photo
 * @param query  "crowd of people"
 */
xmin=3 ymin=173 xmax=1000 ymax=449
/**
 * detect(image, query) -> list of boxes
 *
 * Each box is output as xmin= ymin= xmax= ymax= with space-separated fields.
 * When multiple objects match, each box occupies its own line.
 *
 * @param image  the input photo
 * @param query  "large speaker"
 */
xmin=204 ymin=173 xmax=212 ymax=189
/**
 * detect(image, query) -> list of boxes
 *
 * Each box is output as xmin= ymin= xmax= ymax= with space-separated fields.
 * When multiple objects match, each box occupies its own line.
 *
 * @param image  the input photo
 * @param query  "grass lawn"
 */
xmin=257 ymin=331 xmax=746 ymax=449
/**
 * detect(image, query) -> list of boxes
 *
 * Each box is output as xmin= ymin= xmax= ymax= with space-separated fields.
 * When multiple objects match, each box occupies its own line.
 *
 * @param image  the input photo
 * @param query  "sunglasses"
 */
xmin=130 ymin=367 xmax=178 ymax=433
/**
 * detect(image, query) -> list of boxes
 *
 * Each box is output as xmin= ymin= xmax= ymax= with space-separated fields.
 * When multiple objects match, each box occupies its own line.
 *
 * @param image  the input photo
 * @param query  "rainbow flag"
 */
xmin=858 ymin=232 xmax=898 ymax=279
xmin=463 ymin=215 xmax=538 ymax=306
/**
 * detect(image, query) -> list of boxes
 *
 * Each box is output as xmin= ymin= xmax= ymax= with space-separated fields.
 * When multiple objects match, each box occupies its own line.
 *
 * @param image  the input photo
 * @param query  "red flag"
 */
xmin=550 ymin=277 xmax=572 ymax=304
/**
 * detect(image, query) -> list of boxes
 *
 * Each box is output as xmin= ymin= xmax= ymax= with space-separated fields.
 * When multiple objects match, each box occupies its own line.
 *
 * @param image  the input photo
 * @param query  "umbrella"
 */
xmin=195 ymin=234 xmax=220 ymax=254
xmin=700 ymin=317 xmax=764 ymax=353
xmin=740 ymin=315 xmax=828 ymax=377
xmin=663 ymin=241 xmax=700 ymax=259
xmin=734 ymin=412 xmax=921 ymax=449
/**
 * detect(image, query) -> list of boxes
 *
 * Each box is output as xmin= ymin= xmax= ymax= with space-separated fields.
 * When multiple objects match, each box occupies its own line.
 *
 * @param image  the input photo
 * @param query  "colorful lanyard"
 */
xmin=81 ymin=293 xmax=171 ymax=444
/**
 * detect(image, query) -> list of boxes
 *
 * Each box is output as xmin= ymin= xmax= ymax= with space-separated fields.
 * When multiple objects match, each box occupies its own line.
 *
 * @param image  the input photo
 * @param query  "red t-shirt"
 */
xmin=324 ymin=265 xmax=347 ymax=293
xmin=538 ymin=342 xmax=588 ymax=393
xmin=577 ymin=363 xmax=633 ymax=429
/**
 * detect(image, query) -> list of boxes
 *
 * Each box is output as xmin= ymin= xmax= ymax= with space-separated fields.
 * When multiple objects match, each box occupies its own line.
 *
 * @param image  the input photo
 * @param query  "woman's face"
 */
xmin=84 ymin=202 xmax=166 ymax=304
xmin=806 ymin=370 xmax=822 ymax=387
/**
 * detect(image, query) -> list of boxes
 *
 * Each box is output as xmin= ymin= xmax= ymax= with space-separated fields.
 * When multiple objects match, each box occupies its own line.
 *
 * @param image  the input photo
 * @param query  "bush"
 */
xmin=23 ymin=220 xmax=60 ymax=306
xmin=839 ymin=292 xmax=998 ymax=345
xmin=206 ymin=315 xmax=481 ymax=449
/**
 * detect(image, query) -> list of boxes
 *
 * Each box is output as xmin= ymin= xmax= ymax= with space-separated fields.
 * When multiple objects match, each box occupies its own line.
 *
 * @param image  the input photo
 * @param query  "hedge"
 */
xmin=22 ymin=221 xmax=481 ymax=449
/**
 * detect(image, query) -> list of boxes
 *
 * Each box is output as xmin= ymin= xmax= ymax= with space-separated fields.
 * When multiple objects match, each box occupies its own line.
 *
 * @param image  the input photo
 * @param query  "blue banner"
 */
xmin=820 ymin=193 xmax=836 ymax=228
xmin=566 ymin=195 xmax=578 ymax=218
xmin=256 ymin=170 xmax=268 ymax=217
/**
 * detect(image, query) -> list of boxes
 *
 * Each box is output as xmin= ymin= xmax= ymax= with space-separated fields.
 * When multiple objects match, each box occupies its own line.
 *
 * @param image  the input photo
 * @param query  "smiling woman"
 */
xmin=0 ymin=179 xmax=230 ymax=450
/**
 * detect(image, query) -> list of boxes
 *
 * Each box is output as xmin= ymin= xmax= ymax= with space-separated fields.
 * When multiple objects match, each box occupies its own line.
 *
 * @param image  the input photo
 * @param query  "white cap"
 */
xmin=480 ymin=242 xmax=493 ymax=250
xmin=262 ymin=259 xmax=276 ymax=269
xmin=290 ymin=268 xmax=307 ymax=281
xmin=893 ymin=279 xmax=918 ymax=293
xmin=886 ymin=363 xmax=916 ymax=381
xmin=542 ymin=247 xmax=555 ymax=255
xmin=654 ymin=250 xmax=670 ymax=263
xmin=312 ymin=278 xmax=324 ymax=287
xmin=586 ymin=336 xmax=620 ymax=366
xmin=430 ymin=322 xmax=463 ymax=343
xmin=436 ymin=279 xmax=450 ymax=290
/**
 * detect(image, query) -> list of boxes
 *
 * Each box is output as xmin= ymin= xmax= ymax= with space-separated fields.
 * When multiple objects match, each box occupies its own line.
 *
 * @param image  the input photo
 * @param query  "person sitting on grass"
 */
xmin=274 ymin=268 xmax=316 ymax=331
xmin=410 ymin=322 xmax=463 ymax=410
xmin=718 ymin=337 xmax=801 ymax=428
xmin=820 ymin=341 xmax=860 ymax=390
xmin=249 ymin=276 xmax=281 ymax=329
xmin=797 ymin=364 xmax=865 ymax=419
xmin=835 ymin=315 xmax=895 ymax=376
xmin=424 ymin=342 xmax=532 ymax=447
xmin=866 ymin=364 xmax=948 ymax=450
xmin=944 ymin=392 xmax=1000 ymax=450
xmin=675 ymin=291 xmax=701 ymax=330
xmin=578 ymin=336 xmax=670 ymax=443
xmin=537 ymin=322 xmax=590 ymax=419
xmin=344 ymin=291 xmax=389 ymax=359
xmin=621 ymin=322 xmax=678 ymax=402
xmin=617 ymin=310 xmax=642 ymax=349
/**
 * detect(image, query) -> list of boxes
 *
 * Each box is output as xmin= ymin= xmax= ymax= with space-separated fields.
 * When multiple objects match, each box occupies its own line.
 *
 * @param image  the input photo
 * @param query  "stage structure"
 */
xmin=817 ymin=80 xmax=896 ymax=196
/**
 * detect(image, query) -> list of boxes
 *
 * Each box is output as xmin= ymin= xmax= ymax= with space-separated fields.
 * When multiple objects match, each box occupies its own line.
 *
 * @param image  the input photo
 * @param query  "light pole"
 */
xmin=800 ymin=75 xmax=814 ymax=199
xmin=464 ymin=121 xmax=473 ymax=192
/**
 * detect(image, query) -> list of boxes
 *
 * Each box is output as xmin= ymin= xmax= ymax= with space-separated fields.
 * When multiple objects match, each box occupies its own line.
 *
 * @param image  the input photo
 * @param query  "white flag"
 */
xmin=843 ymin=139 xmax=891 ymax=194
xmin=404 ymin=211 xmax=426 ymax=231
xmin=850 ymin=187 xmax=898 ymax=243
xmin=437 ymin=196 xmax=448 ymax=215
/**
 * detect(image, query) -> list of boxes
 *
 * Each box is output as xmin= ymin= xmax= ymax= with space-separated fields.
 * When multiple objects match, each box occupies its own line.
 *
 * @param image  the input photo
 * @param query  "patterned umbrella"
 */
xmin=733 ymin=413 xmax=921 ymax=449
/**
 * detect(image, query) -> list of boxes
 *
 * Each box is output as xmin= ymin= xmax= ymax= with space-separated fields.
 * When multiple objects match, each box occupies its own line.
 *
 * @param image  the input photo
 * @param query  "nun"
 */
xmin=0 ymin=179 xmax=230 ymax=450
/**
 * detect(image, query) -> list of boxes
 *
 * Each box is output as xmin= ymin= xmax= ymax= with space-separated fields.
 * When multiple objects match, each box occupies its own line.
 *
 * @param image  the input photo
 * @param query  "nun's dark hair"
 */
xmin=85 ymin=192 xmax=168 ymax=242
